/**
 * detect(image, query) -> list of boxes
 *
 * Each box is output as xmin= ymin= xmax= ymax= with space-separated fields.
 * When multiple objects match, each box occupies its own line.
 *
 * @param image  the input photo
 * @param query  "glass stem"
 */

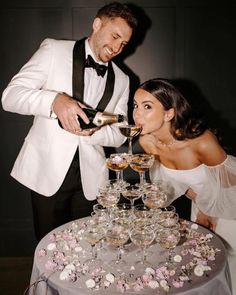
xmin=130 ymin=199 xmax=135 ymax=209
xmin=120 ymin=170 xmax=124 ymax=181
xmin=91 ymin=245 xmax=97 ymax=260
xmin=116 ymin=171 xmax=121 ymax=181
xmin=141 ymin=247 xmax=147 ymax=264
xmin=116 ymin=246 xmax=122 ymax=262
xmin=167 ymin=249 xmax=174 ymax=262
xmin=139 ymin=172 xmax=145 ymax=185
xmin=128 ymin=137 xmax=132 ymax=154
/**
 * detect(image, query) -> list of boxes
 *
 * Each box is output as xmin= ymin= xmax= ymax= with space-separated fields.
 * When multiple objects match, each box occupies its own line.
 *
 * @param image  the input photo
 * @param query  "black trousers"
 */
xmin=31 ymin=149 xmax=96 ymax=241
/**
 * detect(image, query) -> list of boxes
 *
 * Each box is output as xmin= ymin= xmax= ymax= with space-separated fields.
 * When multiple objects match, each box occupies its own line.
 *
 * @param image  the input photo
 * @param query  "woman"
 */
xmin=133 ymin=78 xmax=236 ymax=294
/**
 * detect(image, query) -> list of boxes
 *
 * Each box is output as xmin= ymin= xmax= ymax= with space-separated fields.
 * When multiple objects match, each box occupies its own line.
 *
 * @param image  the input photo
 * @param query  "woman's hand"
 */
xmin=185 ymin=188 xmax=197 ymax=202
xmin=195 ymin=210 xmax=218 ymax=231
xmin=139 ymin=134 xmax=158 ymax=154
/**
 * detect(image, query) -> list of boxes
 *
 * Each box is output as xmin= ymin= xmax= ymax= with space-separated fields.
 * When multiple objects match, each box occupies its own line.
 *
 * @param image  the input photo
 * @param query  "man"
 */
xmin=1 ymin=2 xmax=138 ymax=241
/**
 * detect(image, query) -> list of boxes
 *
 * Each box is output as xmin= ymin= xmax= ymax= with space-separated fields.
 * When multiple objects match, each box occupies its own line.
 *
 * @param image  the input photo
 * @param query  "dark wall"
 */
xmin=0 ymin=0 xmax=235 ymax=256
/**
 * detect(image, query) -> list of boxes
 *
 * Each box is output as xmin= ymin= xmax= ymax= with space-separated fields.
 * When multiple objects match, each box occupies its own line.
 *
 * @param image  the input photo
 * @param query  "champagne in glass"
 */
xmin=106 ymin=153 xmax=129 ymax=182
xmin=130 ymin=154 xmax=155 ymax=185
xmin=129 ymin=227 xmax=155 ymax=269
xmin=121 ymin=184 xmax=143 ymax=209
xmin=106 ymin=222 xmax=130 ymax=272
xmin=119 ymin=125 xmax=142 ymax=154
xmin=156 ymin=227 xmax=180 ymax=269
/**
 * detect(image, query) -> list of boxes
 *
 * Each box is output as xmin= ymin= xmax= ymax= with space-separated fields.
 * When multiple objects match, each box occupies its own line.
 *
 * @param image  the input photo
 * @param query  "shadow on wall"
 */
xmin=172 ymin=78 xmax=236 ymax=156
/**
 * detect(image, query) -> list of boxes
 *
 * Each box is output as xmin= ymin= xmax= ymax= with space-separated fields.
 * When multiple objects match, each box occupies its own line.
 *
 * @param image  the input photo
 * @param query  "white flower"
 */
xmin=173 ymin=254 xmax=182 ymax=262
xmin=104 ymin=280 xmax=111 ymax=288
xmin=60 ymin=269 xmax=71 ymax=280
xmin=145 ymin=267 xmax=155 ymax=274
xmin=65 ymin=263 xmax=75 ymax=271
xmin=169 ymin=269 xmax=176 ymax=276
xmin=203 ymin=265 xmax=212 ymax=271
xmin=148 ymin=280 xmax=159 ymax=289
xmin=47 ymin=243 xmax=56 ymax=251
xmin=86 ymin=279 xmax=96 ymax=289
xmin=193 ymin=251 xmax=202 ymax=257
xmin=105 ymin=273 xmax=115 ymax=283
xmin=194 ymin=265 xmax=204 ymax=276
xmin=130 ymin=265 xmax=135 ymax=270
xmin=74 ymin=246 xmax=83 ymax=252
xmin=160 ymin=279 xmax=168 ymax=288
xmin=206 ymin=233 xmax=213 ymax=239
xmin=191 ymin=223 xmax=198 ymax=230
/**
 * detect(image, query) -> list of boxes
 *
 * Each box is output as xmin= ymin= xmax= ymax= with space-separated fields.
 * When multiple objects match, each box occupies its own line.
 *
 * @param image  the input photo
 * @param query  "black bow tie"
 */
xmin=85 ymin=55 xmax=107 ymax=77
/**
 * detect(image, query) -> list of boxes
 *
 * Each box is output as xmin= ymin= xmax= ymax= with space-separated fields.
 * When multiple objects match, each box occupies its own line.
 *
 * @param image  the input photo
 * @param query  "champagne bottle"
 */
xmin=58 ymin=107 xmax=124 ymax=130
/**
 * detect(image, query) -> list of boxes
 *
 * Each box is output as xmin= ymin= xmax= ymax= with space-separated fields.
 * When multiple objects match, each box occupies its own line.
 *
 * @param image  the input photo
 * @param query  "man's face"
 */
xmin=89 ymin=16 xmax=133 ymax=62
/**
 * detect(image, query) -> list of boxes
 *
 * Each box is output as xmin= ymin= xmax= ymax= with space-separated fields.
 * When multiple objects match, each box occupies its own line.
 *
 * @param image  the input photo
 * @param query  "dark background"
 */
xmin=0 ymin=0 xmax=235 ymax=257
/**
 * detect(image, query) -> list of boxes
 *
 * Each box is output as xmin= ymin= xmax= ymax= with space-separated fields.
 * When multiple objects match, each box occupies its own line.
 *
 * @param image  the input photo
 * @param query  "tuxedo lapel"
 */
xmin=96 ymin=61 xmax=115 ymax=111
xmin=72 ymin=38 xmax=86 ymax=102
xmin=72 ymin=39 xmax=115 ymax=111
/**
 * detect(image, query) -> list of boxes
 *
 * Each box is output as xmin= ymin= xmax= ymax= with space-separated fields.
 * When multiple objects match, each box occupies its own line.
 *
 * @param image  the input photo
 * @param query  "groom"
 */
xmin=1 ymin=2 xmax=138 ymax=241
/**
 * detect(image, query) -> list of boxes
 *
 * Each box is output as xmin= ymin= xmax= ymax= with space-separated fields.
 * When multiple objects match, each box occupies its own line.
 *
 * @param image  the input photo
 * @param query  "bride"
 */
xmin=132 ymin=78 xmax=236 ymax=294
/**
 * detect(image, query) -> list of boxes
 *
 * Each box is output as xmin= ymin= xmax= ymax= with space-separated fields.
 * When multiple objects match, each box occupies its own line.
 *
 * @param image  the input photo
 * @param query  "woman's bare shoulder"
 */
xmin=191 ymin=130 xmax=226 ymax=165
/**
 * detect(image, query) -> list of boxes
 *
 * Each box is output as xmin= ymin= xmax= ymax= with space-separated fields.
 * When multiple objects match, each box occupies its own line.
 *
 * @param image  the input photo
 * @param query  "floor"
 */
xmin=0 ymin=257 xmax=33 ymax=295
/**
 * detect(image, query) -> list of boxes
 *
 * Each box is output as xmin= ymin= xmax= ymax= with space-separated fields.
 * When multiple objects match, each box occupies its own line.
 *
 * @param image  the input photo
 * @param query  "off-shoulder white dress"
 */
xmin=150 ymin=155 xmax=236 ymax=294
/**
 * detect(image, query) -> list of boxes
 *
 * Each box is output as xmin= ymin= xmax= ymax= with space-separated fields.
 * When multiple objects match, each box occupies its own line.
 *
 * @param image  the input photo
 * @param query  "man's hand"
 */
xmin=52 ymin=93 xmax=92 ymax=135
xmin=195 ymin=210 xmax=218 ymax=231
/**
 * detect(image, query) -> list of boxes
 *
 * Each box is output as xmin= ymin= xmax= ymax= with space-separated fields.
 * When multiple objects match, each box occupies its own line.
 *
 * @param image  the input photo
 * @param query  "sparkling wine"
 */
xmin=96 ymin=192 xmax=120 ymax=208
xmin=84 ymin=231 xmax=104 ymax=246
xmin=130 ymin=231 xmax=155 ymax=248
xmin=106 ymin=234 xmax=129 ymax=247
xmin=119 ymin=125 xmax=141 ymax=138
xmin=122 ymin=191 xmax=141 ymax=201
xmin=106 ymin=155 xmax=129 ymax=171
xmin=158 ymin=231 xmax=180 ymax=249
xmin=130 ymin=154 xmax=155 ymax=172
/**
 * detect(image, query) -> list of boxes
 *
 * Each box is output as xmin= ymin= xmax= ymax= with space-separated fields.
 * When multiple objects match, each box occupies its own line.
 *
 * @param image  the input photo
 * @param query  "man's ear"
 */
xmin=164 ymin=108 xmax=175 ymax=122
xmin=92 ymin=17 xmax=102 ymax=32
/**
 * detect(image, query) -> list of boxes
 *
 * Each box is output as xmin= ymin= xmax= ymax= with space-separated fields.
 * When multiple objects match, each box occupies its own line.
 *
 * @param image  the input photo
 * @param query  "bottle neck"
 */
xmin=93 ymin=112 xmax=120 ymax=127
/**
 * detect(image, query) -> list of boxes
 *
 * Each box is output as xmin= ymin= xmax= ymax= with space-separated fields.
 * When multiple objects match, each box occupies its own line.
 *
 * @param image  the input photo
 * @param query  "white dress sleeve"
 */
xmin=195 ymin=155 xmax=236 ymax=219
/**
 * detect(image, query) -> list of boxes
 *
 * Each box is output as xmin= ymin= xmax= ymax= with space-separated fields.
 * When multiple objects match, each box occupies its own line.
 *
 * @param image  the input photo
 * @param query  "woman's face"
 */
xmin=133 ymin=89 xmax=169 ymax=135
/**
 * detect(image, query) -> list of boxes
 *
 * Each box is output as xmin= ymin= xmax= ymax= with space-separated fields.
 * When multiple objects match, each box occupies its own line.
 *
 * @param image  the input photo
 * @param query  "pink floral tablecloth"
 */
xmin=28 ymin=218 xmax=232 ymax=295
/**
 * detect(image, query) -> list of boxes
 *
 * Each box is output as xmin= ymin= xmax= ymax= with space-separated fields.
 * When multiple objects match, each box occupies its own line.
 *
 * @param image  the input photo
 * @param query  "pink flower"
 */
xmin=37 ymin=248 xmax=47 ymax=257
xmin=45 ymin=259 xmax=58 ymax=271
xmin=49 ymin=233 xmax=56 ymax=241
xmin=172 ymin=280 xmax=184 ymax=288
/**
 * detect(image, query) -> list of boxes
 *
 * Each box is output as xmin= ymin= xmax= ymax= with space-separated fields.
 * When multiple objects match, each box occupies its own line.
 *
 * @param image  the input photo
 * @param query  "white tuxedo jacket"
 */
xmin=2 ymin=38 xmax=129 ymax=199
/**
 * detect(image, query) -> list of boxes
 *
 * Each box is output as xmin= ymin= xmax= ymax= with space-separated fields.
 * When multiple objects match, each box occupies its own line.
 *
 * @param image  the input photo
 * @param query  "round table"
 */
xmin=28 ymin=218 xmax=232 ymax=295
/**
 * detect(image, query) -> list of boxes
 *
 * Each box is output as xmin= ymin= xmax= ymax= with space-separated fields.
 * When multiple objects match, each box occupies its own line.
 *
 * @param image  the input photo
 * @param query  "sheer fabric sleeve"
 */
xmin=195 ymin=155 xmax=236 ymax=219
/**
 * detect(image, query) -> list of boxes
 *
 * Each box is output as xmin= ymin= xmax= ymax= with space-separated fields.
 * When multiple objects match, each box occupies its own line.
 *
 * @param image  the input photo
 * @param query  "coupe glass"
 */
xmin=83 ymin=222 xmax=105 ymax=271
xmin=129 ymin=227 xmax=155 ymax=268
xmin=121 ymin=184 xmax=143 ymax=209
xmin=159 ymin=212 xmax=179 ymax=228
xmin=129 ymin=154 xmax=155 ymax=186
xmin=106 ymin=153 xmax=129 ymax=182
xmin=106 ymin=221 xmax=130 ymax=272
xmin=133 ymin=204 xmax=154 ymax=219
xmin=112 ymin=203 xmax=132 ymax=220
xmin=142 ymin=190 xmax=167 ymax=209
xmin=119 ymin=125 xmax=142 ymax=154
xmin=156 ymin=226 xmax=181 ymax=269
xmin=96 ymin=188 xmax=120 ymax=222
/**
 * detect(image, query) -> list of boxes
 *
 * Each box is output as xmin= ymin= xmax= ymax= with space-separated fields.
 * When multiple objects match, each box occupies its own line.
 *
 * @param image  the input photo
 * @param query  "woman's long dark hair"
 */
xmin=139 ymin=78 xmax=208 ymax=140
